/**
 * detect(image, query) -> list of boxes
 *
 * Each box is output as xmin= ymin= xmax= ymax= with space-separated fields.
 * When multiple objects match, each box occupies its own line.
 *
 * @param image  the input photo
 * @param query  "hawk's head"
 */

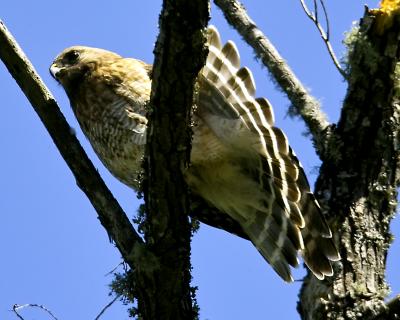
xmin=50 ymin=46 xmax=121 ymax=91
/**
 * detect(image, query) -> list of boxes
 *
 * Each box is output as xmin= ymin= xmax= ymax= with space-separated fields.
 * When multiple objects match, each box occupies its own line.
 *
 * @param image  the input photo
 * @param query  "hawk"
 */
xmin=50 ymin=26 xmax=340 ymax=282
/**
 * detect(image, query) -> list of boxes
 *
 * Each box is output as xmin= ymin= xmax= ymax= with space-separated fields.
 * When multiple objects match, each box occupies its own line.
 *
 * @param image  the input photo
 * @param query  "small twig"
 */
xmin=12 ymin=304 xmax=59 ymax=320
xmin=214 ymin=0 xmax=331 ymax=158
xmin=105 ymin=261 xmax=124 ymax=276
xmin=313 ymin=0 xmax=318 ymax=23
xmin=12 ymin=305 xmax=24 ymax=320
xmin=319 ymin=0 xmax=330 ymax=38
xmin=299 ymin=0 xmax=347 ymax=79
xmin=94 ymin=295 xmax=121 ymax=320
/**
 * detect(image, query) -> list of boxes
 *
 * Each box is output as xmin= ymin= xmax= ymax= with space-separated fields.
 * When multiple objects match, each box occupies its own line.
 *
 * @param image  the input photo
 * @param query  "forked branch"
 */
xmin=299 ymin=0 xmax=347 ymax=79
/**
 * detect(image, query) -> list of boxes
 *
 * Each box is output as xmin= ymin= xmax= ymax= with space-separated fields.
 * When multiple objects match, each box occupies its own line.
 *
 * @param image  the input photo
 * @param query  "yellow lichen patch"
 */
xmin=380 ymin=0 xmax=400 ymax=12
xmin=370 ymin=0 xmax=400 ymax=34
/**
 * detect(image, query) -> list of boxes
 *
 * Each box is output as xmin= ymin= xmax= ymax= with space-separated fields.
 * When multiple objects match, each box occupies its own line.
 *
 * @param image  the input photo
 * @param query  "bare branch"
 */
xmin=319 ymin=0 xmax=330 ymax=39
xmin=12 ymin=304 xmax=58 ymax=320
xmin=12 ymin=305 xmax=24 ymax=320
xmin=313 ymin=0 xmax=318 ymax=23
xmin=0 ymin=20 xmax=144 ymax=270
xmin=299 ymin=0 xmax=347 ymax=78
xmin=94 ymin=295 xmax=121 ymax=320
xmin=104 ymin=262 xmax=124 ymax=276
xmin=214 ymin=0 xmax=330 ymax=157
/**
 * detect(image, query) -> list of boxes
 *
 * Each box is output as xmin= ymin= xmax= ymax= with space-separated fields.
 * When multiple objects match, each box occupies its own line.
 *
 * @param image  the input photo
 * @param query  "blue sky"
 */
xmin=1 ymin=1 xmax=398 ymax=319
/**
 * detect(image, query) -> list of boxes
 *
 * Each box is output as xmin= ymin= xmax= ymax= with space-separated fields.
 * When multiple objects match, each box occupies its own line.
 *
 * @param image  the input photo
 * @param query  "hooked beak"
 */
xmin=49 ymin=63 xmax=62 ymax=80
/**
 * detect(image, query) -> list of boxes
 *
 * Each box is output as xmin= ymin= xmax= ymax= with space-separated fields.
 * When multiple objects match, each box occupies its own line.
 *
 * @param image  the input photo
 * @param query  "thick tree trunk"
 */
xmin=299 ymin=9 xmax=400 ymax=320
xmin=136 ymin=1 xmax=209 ymax=320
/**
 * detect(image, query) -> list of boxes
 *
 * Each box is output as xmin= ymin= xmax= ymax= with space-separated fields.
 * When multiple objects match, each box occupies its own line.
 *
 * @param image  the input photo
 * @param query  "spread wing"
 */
xmin=195 ymin=26 xmax=339 ymax=281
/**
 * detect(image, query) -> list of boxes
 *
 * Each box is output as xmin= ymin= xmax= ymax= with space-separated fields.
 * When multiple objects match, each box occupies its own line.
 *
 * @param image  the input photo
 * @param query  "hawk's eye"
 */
xmin=63 ymin=50 xmax=80 ymax=64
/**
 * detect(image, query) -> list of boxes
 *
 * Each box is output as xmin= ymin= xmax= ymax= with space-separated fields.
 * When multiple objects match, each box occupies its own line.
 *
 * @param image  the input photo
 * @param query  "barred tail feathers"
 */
xmin=199 ymin=26 xmax=339 ymax=281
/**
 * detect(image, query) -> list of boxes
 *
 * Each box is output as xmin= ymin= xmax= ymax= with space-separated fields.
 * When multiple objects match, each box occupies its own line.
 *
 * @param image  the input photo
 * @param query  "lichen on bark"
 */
xmin=298 ymin=6 xmax=400 ymax=320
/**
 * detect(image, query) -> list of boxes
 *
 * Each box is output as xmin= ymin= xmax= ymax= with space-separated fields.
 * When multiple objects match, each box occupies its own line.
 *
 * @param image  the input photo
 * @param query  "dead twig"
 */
xmin=12 ymin=304 xmax=59 ymax=320
xmin=105 ymin=261 xmax=125 ymax=276
xmin=94 ymin=295 xmax=121 ymax=320
xmin=299 ymin=0 xmax=347 ymax=79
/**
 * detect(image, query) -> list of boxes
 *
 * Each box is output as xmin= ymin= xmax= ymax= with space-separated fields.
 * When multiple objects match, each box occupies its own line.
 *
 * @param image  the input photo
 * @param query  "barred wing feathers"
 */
xmin=197 ymin=26 xmax=339 ymax=281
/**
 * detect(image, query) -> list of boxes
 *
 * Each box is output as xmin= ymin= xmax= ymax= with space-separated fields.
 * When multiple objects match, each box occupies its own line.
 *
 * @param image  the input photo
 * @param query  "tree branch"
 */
xmin=214 ymin=0 xmax=330 ymax=157
xmin=0 ymin=20 xmax=143 ymax=270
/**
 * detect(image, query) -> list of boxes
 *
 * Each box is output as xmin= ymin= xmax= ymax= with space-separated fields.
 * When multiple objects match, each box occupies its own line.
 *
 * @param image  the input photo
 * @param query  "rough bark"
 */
xmin=298 ymin=9 xmax=400 ymax=320
xmin=137 ymin=1 xmax=209 ymax=319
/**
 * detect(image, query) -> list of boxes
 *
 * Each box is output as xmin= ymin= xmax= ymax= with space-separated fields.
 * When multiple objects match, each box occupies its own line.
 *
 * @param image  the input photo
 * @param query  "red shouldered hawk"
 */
xmin=50 ymin=26 xmax=340 ymax=282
